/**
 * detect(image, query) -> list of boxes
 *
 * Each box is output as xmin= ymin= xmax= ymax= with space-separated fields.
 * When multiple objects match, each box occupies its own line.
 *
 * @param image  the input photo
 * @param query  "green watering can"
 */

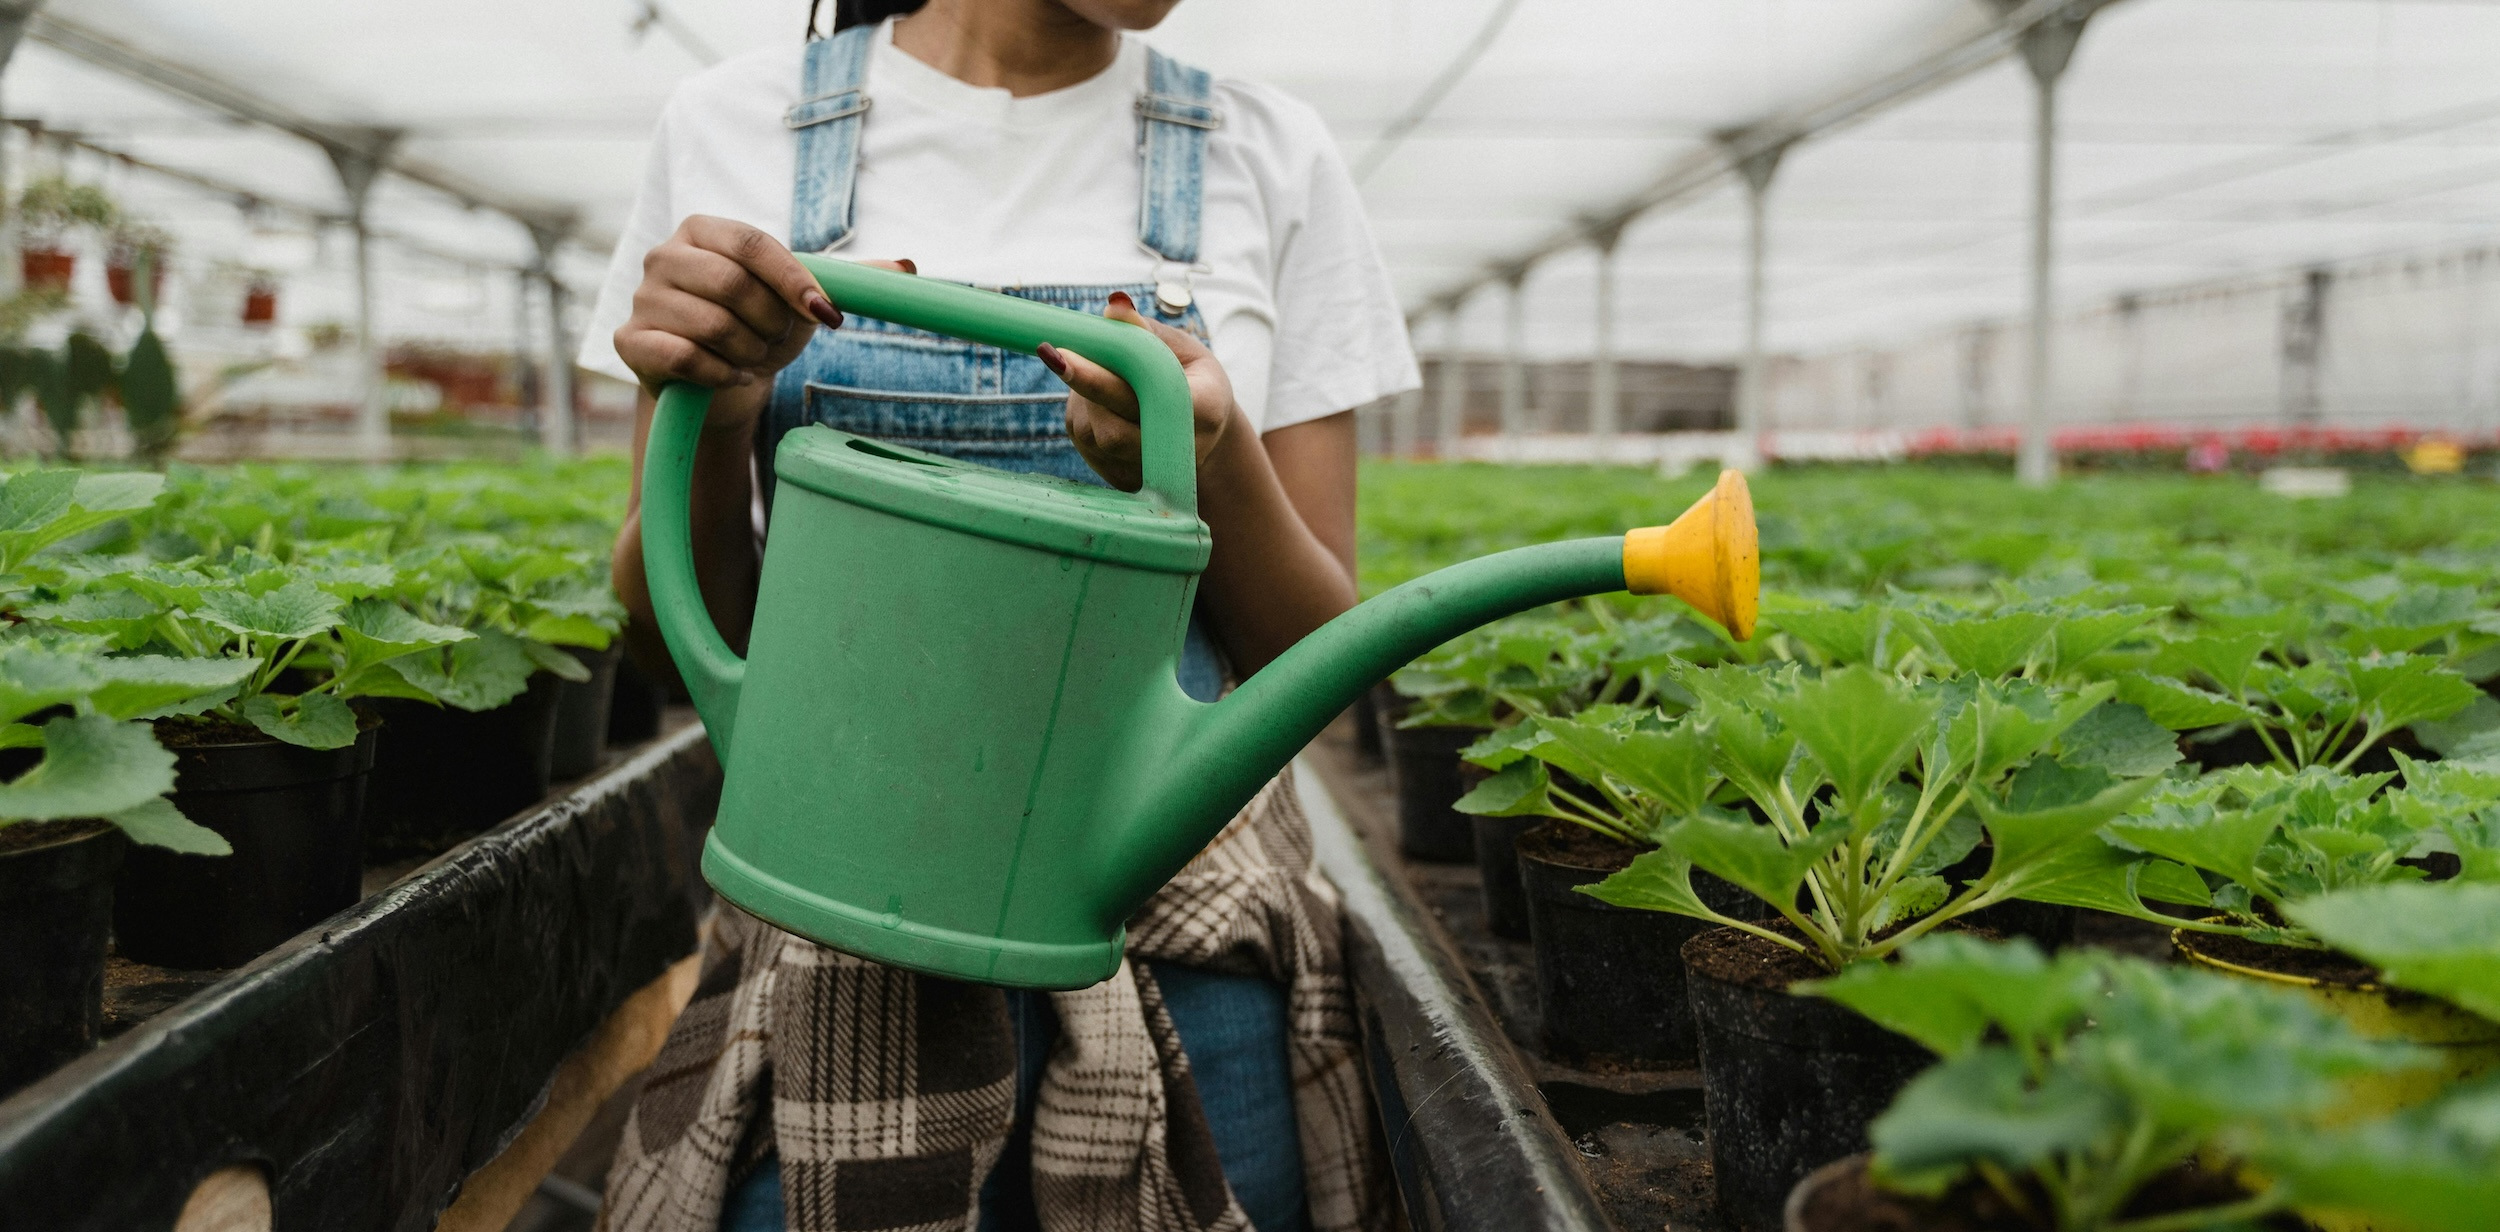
xmin=644 ymin=257 xmax=1759 ymax=990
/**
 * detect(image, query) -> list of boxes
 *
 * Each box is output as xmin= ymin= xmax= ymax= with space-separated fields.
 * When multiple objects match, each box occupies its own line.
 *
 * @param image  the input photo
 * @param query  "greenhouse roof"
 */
xmin=12 ymin=0 xmax=2500 ymax=361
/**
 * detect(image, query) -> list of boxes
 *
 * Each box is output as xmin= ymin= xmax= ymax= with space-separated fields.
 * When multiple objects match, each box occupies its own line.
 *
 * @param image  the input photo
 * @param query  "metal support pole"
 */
xmin=1435 ymin=309 xmax=1467 ymax=456
xmin=0 ymin=3 xmax=50 ymax=271
xmin=1729 ymin=141 xmax=1786 ymax=474
xmin=513 ymin=268 xmax=539 ymax=436
xmin=528 ymin=219 xmax=579 ymax=455
xmin=1590 ymin=227 xmax=1623 ymax=441
xmin=2282 ymin=268 xmax=2329 ymax=426
xmin=1499 ymin=271 xmax=1527 ymax=437
xmin=323 ymin=130 xmax=399 ymax=459
xmin=2006 ymin=2 xmax=2094 ymax=486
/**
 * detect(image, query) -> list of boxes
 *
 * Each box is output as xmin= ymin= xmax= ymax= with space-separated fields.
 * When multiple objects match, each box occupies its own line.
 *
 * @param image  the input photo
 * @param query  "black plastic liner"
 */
xmin=1301 ymin=755 xmax=1612 ymax=1232
xmin=0 ymin=724 xmax=719 ymax=1231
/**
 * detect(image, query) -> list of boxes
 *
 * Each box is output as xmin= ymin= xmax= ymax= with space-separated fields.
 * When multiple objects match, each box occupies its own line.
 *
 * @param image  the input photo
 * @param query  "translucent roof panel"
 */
xmin=14 ymin=0 xmax=2500 ymax=369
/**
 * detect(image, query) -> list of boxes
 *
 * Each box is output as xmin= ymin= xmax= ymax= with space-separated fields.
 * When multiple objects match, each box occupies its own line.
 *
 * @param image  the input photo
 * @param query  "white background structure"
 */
xmin=7 ymin=0 xmax=2500 ymax=463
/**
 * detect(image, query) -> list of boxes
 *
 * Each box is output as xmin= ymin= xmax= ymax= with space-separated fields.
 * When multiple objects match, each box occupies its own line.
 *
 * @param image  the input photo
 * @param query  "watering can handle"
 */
xmin=641 ymin=256 xmax=1201 ymax=754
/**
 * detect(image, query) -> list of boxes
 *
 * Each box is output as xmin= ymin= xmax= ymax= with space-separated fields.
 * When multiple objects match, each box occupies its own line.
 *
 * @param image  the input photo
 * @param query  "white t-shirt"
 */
xmin=579 ymin=19 xmax=1418 ymax=433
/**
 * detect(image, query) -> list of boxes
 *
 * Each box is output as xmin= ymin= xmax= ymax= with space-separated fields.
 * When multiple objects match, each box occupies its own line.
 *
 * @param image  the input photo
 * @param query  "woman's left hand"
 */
xmin=1042 ymin=291 xmax=1237 ymax=492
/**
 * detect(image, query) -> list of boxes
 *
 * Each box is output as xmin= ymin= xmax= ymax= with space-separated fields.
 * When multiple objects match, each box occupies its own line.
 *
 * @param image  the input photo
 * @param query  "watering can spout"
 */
xmin=1101 ymin=470 xmax=1760 ymax=915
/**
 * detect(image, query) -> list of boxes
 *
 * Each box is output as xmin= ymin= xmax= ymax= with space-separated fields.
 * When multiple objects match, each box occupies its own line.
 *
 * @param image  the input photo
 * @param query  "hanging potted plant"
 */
xmin=12 ymin=176 xmax=115 ymax=294
xmin=104 ymin=222 xmax=173 ymax=309
xmin=242 ymin=272 xmax=280 ymax=326
xmin=22 ymin=544 xmax=472 ymax=969
xmin=1787 ymin=934 xmax=2497 ymax=1232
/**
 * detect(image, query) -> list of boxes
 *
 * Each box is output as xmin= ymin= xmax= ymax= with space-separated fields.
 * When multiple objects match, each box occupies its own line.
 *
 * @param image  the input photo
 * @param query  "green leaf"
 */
xmin=1663 ymin=811 xmax=1844 ymax=915
xmin=90 ymin=655 xmax=258 ymax=721
xmin=1867 ymin=1049 xmax=2124 ymax=1198
xmin=2114 ymin=672 xmax=2259 ymax=731
xmin=2287 ymin=883 xmax=2500 ymax=1021
xmin=2106 ymin=800 xmax=2280 ymax=892
xmin=1912 ymin=610 xmax=2062 ymax=678
xmin=1540 ymin=714 xmax=1721 ymax=816
xmin=520 ymin=638 xmax=593 ymax=683
xmin=0 ymin=470 xmax=78 ymax=533
xmin=2346 ymin=655 xmax=2480 ymax=734
xmin=1768 ymin=665 xmax=1938 ymax=811
xmin=388 ymin=627 xmax=537 ymax=711
xmin=1582 ymin=848 xmax=1729 ymax=920
xmin=2046 ymin=606 xmax=2161 ymax=676
xmin=2257 ymin=1073 xmax=2500 ymax=1232
xmin=193 ymin=580 xmax=345 ymax=642
xmin=1768 ymin=602 xmax=1887 ymax=667
xmin=18 ymin=590 xmax=166 ymax=650
xmin=0 ymin=641 xmax=110 ymax=726
xmin=2157 ymin=632 xmax=2272 ymax=695
xmin=2415 ymin=694 xmax=2500 ymax=762
xmin=2057 ymin=701 xmax=2183 ymax=777
xmin=1979 ymin=764 xmax=2163 ymax=873
xmin=0 ymin=714 xmax=177 ymax=823
xmin=334 ymin=597 xmax=472 ymax=672
xmin=1806 ymin=934 xmax=2102 ymax=1057
xmin=1454 ymin=759 xmax=1554 ymax=817
xmin=238 ymin=692 xmax=361 ymax=751
xmin=106 ymin=795 xmax=229 ymax=856
xmin=1868 ymin=873 xmax=1949 ymax=933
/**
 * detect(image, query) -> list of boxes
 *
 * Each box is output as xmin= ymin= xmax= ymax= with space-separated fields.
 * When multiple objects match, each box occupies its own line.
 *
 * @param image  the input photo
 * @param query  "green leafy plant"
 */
xmin=2113 ymin=622 xmax=2481 ymax=772
xmin=2101 ymin=756 xmax=2500 ymax=948
xmin=25 ymin=548 xmax=472 ymax=749
xmin=1471 ymin=660 xmax=2190 ymax=971
xmin=12 ymin=175 xmax=117 ymax=247
xmin=1809 ymin=935 xmax=2457 ymax=1232
xmin=0 ymin=639 xmax=250 ymax=853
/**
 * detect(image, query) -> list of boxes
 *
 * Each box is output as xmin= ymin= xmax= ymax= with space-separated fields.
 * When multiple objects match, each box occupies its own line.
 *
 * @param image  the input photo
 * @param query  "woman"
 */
xmin=581 ymin=0 xmax=1415 ymax=1229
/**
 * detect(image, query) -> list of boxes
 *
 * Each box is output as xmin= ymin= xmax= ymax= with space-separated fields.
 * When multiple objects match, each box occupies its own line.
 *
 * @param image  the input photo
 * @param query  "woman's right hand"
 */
xmin=615 ymin=216 xmax=888 ymax=433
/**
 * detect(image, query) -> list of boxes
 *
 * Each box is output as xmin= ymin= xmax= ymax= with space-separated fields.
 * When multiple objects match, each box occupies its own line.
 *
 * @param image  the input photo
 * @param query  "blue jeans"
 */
xmin=721 ymin=964 xmax=1308 ymax=1232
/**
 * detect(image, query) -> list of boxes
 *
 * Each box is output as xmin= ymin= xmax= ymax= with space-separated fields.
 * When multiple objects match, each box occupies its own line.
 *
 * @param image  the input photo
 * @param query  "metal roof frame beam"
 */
xmin=26 ymin=12 xmax=592 ymax=244
xmin=1414 ymin=0 xmax=2130 ymax=315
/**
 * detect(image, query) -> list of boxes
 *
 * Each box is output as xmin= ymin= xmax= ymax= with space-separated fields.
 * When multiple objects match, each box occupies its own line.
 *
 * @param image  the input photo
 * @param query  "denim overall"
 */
xmin=724 ymin=24 xmax=1309 ymax=1232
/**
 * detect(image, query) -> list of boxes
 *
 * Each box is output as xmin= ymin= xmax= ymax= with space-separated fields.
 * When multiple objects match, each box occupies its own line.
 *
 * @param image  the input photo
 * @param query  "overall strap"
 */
xmin=1136 ymin=48 xmax=1221 ymax=268
xmin=786 ymin=23 xmax=877 ymax=253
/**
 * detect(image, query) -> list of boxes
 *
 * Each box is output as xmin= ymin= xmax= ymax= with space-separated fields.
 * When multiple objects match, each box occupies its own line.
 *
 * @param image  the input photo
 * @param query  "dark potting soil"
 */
xmin=1792 ymin=1155 xmax=2312 ymax=1232
xmin=1515 ymin=820 xmax=1648 ymax=871
xmin=2183 ymin=931 xmax=2378 ymax=987
xmin=0 ymin=817 xmax=111 ymax=855
xmin=1683 ymin=920 xmax=1837 ymax=993
xmin=154 ymin=707 xmax=383 ymax=749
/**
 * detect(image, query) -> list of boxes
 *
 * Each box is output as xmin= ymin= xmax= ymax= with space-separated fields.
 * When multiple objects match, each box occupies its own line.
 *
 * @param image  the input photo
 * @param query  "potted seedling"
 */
xmin=1387 ymin=614 xmax=1603 ymax=863
xmin=2099 ymin=757 xmax=2500 ymax=1123
xmin=1457 ymin=603 xmax=1730 ymax=937
xmin=0 ymin=639 xmax=246 ymax=1096
xmin=356 ymin=538 xmax=614 ymax=856
xmin=12 ymin=176 xmax=115 ymax=293
xmin=24 ymin=544 xmax=470 ymax=968
xmin=1541 ymin=656 xmax=2186 ymax=1230
xmin=1788 ymin=935 xmax=2498 ymax=1232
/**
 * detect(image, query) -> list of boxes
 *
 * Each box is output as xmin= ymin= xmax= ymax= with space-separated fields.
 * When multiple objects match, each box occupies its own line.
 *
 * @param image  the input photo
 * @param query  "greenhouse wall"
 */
xmin=1766 ymin=242 xmax=2500 ymax=436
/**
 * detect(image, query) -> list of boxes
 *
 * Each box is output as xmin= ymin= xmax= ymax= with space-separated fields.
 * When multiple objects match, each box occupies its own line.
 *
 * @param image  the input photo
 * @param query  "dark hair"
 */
xmin=807 ymin=0 xmax=929 ymax=37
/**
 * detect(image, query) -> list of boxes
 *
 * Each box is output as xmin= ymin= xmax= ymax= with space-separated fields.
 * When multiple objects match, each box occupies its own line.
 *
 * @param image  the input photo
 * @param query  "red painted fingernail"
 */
xmin=1107 ymin=291 xmax=1135 ymax=313
xmin=1036 ymin=343 xmax=1069 ymax=376
xmin=896 ymin=258 xmax=918 ymax=275
xmin=806 ymin=293 xmax=841 ymax=328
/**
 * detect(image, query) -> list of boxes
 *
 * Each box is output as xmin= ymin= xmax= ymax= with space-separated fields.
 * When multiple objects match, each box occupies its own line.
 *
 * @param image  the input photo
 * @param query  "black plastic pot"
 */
xmin=1472 ymin=814 xmax=1539 ymax=939
xmin=606 ymin=652 xmax=667 ymax=746
xmin=1518 ymin=821 xmax=1760 ymax=1068
xmin=1684 ymin=927 xmax=1932 ymax=1232
xmin=115 ymin=724 xmax=381 ymax=971
xmin=1384 ymin=722 xmax=1487 ymax=863
xmin=363 ymin=673 xmax=562 ymax=860
xmin=1352 ymin=681 xmax=1395 ymax=762
xmin=0 ymin=820 xmax=126 ymax=1096
xmin=549 ymin=644 xmax=623 ymax=781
